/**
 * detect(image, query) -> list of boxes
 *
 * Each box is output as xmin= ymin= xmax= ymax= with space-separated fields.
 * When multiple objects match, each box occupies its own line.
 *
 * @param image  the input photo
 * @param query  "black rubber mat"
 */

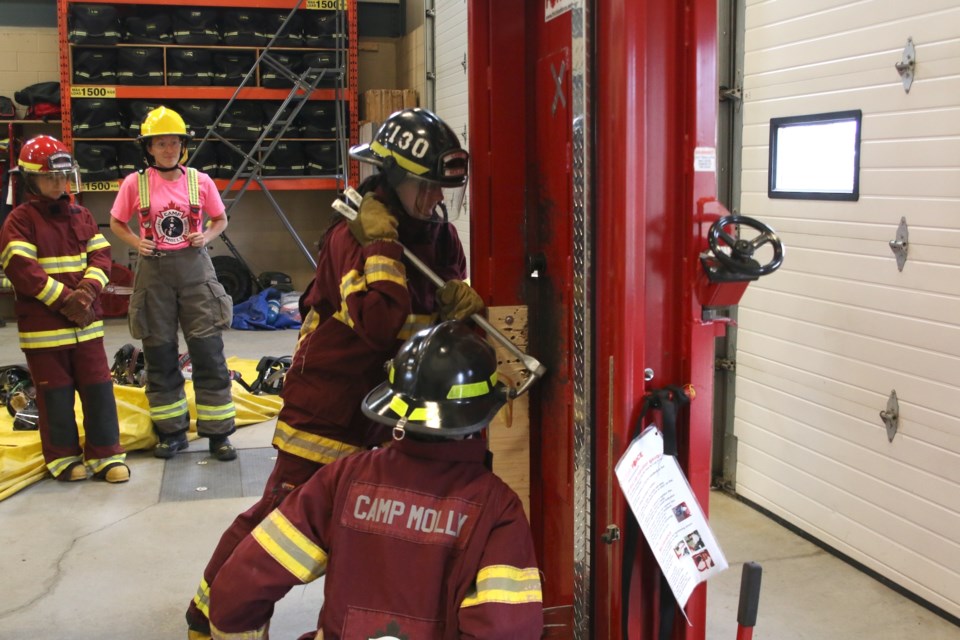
xmin=159 ymin=446 xmax=276 ymax=502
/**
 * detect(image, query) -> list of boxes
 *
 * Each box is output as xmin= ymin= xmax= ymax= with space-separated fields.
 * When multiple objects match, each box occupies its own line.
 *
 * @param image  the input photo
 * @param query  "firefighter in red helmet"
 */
xmin=109 ymin=106 xmax=237 ymax=462
xmin=0 ymin=135 xmax=128 ymax=483
xmin=186 ymin=108 xmax=485 ymax=636
xmin=207 ymin=321 xmax=543 ymax=640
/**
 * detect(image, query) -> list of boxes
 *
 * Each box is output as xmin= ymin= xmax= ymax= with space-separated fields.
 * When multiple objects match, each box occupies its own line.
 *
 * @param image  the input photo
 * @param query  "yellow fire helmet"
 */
xmin=138 ymin=106 xmax=192 ymax=167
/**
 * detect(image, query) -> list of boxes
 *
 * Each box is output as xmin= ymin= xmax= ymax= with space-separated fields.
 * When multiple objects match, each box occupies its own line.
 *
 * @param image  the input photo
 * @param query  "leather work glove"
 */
xmin=438 ymin=279 xmax=484 ymax=321
xmin=60 ymin=283 xmax=97 ymax=327
xmin=347 ymin=193 xmax=399 ymax=246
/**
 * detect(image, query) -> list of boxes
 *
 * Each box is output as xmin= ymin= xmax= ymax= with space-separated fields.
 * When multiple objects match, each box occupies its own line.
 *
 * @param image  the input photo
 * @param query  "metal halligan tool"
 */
xmin=332 ymin=187 xmax=547 ymax=397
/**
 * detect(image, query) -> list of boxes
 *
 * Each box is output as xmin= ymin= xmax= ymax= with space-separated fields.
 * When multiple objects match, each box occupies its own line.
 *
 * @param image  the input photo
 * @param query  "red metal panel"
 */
xmin=467 ymin=0 xmax=529 ymax=306
xmin=470 ymin=1 xmax=721 ymax=638
xmin=594 ymin=1 xmax=720 ymax=638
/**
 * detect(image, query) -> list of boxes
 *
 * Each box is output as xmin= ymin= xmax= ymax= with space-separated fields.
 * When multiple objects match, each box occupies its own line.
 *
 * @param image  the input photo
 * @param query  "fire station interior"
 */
xmin=1 ymin=1 xmax=958 ymax=639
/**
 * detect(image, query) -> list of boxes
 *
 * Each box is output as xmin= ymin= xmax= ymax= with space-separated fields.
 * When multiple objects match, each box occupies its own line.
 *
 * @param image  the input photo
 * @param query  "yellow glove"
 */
xmin=438 ymin=280 xmax=484 ymax=321
xmin=347 ymin=193 xmax=399 ymax=246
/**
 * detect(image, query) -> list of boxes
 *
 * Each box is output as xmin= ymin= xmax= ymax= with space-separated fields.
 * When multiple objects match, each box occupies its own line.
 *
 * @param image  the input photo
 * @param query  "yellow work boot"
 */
xmin=61 ymin=462 xmax=87 ymax=482
xmin=187 ymin=630 xmax=211 ymax=640
xmin=98 ymin=462 xmax=130 ymax=483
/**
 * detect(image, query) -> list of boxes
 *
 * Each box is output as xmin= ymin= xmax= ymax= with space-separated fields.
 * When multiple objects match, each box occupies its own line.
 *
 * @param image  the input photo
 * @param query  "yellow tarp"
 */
xmin=0 ymin=357 xmax=283 ymax=501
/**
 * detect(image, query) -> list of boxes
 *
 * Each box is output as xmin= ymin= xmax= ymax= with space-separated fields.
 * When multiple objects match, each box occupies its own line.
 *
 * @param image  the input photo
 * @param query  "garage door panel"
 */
xmin=737 ymin=330 xmax=960 ymax=421
xmin=739 ymin=194 xmax=960 ymax=231
xmin=770 ymin=219 xmax=960 ymax=251
xmin=768 ymin=247 xmax=960 ymax=295
xmin=736 ymin=386 xmax=960 ymax=501
xmin=746 ymin=271 xmax=960 ymax=324
xmin=742 ymin=77 xmax=960 ymax=125
xmin=735 ymin=445 xmax=960 ymax=616
xmin=744 ymin=0 xmax=959 ymax=50
xmin=737 ymin=352 xmax=960 ymax=452
xmin=743 ymin=287 xmax=960 ymax=357
xmin=739 ymin=309 xmax=960 ymax=388
xmin=771 ymin=232 xmax=955 ymax=261
xmin=434 ymin=0 xmax=470 ymax=269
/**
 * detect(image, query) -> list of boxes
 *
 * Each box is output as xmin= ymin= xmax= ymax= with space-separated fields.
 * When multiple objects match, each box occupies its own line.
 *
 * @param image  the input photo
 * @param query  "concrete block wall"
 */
xmin=0 ymin=27 xmax=59 ymax=116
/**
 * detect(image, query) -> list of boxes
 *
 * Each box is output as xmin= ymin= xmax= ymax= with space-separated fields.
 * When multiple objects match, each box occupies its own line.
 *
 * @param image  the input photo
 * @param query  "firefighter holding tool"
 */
xmin=186 ymin=107 xmax=485 ymax=637
xmin=0 ymin=135 xmax=128 ymax=483
xmin=109 ymin=106 xmax=237 ymax=462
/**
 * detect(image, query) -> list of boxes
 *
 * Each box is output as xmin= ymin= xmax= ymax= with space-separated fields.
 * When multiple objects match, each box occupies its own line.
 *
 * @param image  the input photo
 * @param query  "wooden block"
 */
xmin=362 ymin=89 xmax=392 ymax=123
xmin=486 ymin=305 xmax=531 ymax=518
xmin=390 ymin=89 xmax=404 ymax=115
xmin=402 ymin=88 xmax=419 ymax=108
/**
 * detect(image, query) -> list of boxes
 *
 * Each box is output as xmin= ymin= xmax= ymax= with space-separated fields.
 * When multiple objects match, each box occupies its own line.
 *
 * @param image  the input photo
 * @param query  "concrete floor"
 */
xmin=0 ymin=319 xmax=957 ymax=639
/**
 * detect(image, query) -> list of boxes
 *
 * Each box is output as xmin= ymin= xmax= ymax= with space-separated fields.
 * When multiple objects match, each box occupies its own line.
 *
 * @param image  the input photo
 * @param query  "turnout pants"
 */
xmin=186 ymin=450 xmax=322 ymax=630
xmin=25 ymin=339 xmax=126 ymax=478
xmin=128 ymin=248 xmax=236 ymax=439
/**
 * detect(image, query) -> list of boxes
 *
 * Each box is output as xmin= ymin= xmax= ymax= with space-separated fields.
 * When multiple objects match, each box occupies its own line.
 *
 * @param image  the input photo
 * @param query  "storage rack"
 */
xmin=57 ymin=0 xmax=359 ymax=276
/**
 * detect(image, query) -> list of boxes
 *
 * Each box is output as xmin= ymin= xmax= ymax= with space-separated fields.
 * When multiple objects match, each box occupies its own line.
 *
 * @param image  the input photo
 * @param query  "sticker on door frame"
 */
xmin=545 ymin=0 xmax=577 ymax=22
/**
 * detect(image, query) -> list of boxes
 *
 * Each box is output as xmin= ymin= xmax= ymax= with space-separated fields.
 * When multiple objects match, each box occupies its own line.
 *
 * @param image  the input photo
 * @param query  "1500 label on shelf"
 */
xmin=70 ymin=87 xmax=117 ymax=99
xmin=307 ymin=0 xmax=346 ymax=9
xmin=83 ymin=180 xmax=120 ymax=192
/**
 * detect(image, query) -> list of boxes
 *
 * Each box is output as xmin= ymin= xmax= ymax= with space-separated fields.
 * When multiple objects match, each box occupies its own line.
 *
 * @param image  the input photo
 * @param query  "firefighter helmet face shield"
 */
xmin=396 ymin=174 xmax=467 ymax=222
xmin=361 ymin=321 xmax=507 ymax=438
xmin=17 ymin=135 xmax=82 ymax=197
xmin=138 ymin=106 xmax=192 ymax=168
xmin=349 ymin=108 xmax=468 ymax=221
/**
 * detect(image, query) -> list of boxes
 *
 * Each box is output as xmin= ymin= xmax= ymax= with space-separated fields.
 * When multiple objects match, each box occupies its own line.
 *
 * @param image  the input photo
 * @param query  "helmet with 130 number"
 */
xmin=138 ymin=106 xmax=191 ymax=166
xmin=15 ymin=135 xmax=82 ymax=196
xmin=349 ymin=108 xmax=469 ymax=220
xmin=362 ymin=321 xmax=507 ymax=439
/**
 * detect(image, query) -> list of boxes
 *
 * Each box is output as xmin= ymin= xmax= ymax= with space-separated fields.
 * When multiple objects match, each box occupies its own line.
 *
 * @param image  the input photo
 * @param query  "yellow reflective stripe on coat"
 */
xmin=297 ymin=307 xmax=322 ymax=342
xmin=87 ymin=233 xmax=111 ymax=253
xmin=84 ymin=265 xmax=110 ymax=288
xmin=397 ymin=313 xmax=436 ymax=340
xmin=37 ymin=277 xmax=66 ymax=306
xmin=193 ymin=578 xmax=211 ymax=617
xmin=363 ymin=254 xmax=406 ymax=287
xmin=271 ymin=420 xmax=361 ymax=465
xmin=460 ymin=565 xmax=543 ymax=607
xmin=196 ymin=402 xmax=237 ymax=421
xmin=209 ymin=621 xmax=267 ymax=640
xmin=252 ymin=508 xmax=328 ymax=583
xmin=37 ymin=253 xmax=86 ymax=274
xmin=19 ymin=321 xmax=104 ymax=350
xmin=150 ymin=397 xmax=189 ymax=421
xmin=2 ymin=240 xmax=38 ymax=265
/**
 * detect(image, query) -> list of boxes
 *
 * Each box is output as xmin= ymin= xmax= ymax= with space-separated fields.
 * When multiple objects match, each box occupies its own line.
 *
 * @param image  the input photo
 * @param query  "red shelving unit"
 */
xmin=57 ymin=0 xmax=358 ymax=191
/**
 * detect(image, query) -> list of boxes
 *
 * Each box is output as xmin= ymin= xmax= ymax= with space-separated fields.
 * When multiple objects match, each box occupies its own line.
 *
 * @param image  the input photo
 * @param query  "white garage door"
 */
xmin=735 ymin=0 xmax=960 ymax=618
xmin=433 ymin=0 xmax=471 ymax=270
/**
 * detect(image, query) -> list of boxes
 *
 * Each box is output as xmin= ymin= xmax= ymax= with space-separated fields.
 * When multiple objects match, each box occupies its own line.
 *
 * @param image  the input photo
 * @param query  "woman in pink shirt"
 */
xmin=109 ymin=106 xmax=237 ymax=462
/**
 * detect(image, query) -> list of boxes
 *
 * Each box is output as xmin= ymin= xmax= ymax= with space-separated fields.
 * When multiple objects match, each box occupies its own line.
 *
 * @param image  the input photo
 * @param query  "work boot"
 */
xmin=154 ymin=433 xmax=189 ymax=459
xmin=96 ymin=462 xmax=131 ymax=483
xmin=58 ymin=461 xmax=87 ymax=482
xmin=209 ymin=435 xmax=237 ymax=461
xmin=186 ymin=609 xmax=212 ymax=639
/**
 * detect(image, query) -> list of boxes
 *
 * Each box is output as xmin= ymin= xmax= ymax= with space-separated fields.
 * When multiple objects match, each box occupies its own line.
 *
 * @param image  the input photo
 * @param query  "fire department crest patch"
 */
xmin=156 ymin=202 xmax=189 ymax=243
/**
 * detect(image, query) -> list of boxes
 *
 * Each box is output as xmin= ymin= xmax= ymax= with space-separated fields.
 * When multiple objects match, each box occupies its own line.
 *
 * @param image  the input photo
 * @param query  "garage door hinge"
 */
xmin=715 ymin=358 xmax=736 ymax=372
xmin=719 ymin=85 xmax=742 ymax=102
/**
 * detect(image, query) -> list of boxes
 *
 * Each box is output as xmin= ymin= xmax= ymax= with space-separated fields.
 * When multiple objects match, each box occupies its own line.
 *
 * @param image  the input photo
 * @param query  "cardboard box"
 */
xmin=362 ymin=88 xmax=419 ymax=122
